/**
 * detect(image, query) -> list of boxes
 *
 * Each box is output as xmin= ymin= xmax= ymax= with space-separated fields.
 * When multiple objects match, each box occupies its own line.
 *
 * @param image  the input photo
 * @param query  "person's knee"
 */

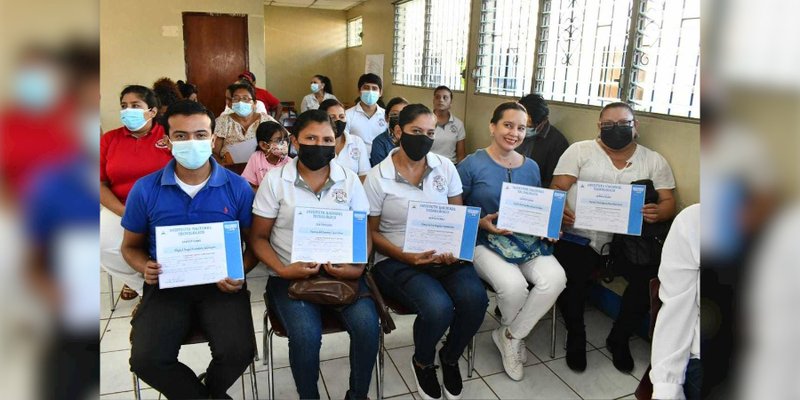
xmin=539 ymin=264 xmax=568 ymax=294
xmin=418 ymin=294 xmax=455 ymax=325
xmin=129 ymin=347 xmax=171 ymax=376
xmin=211 ymin=335 xmax=255 ymax=367
xmin=493 ymin=277 xmax=528 ymax=304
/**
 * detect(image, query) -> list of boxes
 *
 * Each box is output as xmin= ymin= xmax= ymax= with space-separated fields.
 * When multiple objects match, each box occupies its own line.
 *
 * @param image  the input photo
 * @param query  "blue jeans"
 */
xmin=373 ymin=259 xmax=489 ymax=366
xmin=266 ymin=276 xmax=379 ymax=400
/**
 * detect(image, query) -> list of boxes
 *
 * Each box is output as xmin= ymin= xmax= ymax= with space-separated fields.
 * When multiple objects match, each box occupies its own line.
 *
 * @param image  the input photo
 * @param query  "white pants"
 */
xmin=472 ymin=245 xmax=567 ymax=339
xmin=100 ymin=207 xmax=144 ymax=295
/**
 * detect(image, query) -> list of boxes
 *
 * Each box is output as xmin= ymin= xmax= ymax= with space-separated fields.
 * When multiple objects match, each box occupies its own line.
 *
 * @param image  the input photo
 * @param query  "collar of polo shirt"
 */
xmin=279 ymin=158 xmax=347 ymax=198
xmin=159 ymin=158 xmax=227 ymax=187
xmin=378 ymin=147 xmax=442 ymax=183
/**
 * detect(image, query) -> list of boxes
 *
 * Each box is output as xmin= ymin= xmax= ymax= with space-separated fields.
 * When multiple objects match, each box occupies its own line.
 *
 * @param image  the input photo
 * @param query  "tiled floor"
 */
xmin=100 ymin=270 xmax=649 ymax=399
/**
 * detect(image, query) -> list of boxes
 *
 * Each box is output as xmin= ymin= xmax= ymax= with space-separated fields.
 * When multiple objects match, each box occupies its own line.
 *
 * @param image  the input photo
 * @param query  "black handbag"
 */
xmin=613 ymin=179 xmax=672 ymax=267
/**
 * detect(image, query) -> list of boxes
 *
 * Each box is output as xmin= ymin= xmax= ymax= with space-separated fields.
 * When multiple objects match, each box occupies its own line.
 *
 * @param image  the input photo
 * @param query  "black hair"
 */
xmin=385 ymin=97 xmax=409 ymax=116
xmin=256 ymin=121 xmax=289 ymax=143
xmin=314 ymin=75 xmax=334 ymax=95
xmin=433 ymin=86 xmax=453 ymax=98
xmin=357 ymin=73 xmax=382 ymax=91
xmin=318 ymin=98 xmax=345 ymax=113
xmin=163 ymin=100 xmax=216 ymax=134
xmin=176 ymin=80 xmax=198 ymax=98
xmin=227 ymin=82 xmax=256 ymax=102
xmin=490 ymin=102 xmax=528 ymax=124
xmin=600 ymin=102 xmax=635 ymax=118
xmin=518 ymin=93 xmax=549 ymax=124
xmin=398 ymin=104 xmax=433 ymax=130
xmin=152 ymin=77 xmax=183 ymax=110
xmin=293 ymin=109 xmax=334 ymax=136
xmin=120 ymin=85 xmax=159 ymax=109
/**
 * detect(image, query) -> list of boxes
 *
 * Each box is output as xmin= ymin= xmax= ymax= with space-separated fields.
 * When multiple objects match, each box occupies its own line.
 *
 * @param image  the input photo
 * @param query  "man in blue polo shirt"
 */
xmin=121 ymin=100 xmax=256 ymax=399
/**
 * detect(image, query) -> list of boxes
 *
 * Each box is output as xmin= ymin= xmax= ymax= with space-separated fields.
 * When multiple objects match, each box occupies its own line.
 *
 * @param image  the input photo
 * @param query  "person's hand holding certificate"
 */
xmin=155 ymin=221 xmax=245 ymax=289
xmin=290 ymin=207 xmax=368 ymax=264
xmin=402 ymin=201 xmax=481 ymax=262
xmin=573 ymin=181 xmax=646 ymax=235
xmin=496 ymin=182 xmax=567 ymax=239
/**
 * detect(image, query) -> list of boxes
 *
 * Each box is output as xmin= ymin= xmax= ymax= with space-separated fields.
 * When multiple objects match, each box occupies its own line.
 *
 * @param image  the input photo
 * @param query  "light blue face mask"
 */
xmin=171 ymin=139 xmax=212 ymax=170
xmin=232 ymin=102 xmax=253 ymax=117
xmin=310 ymin=83 xmax=320 ymax=93
xmin=360 ymin=90 xmax=380 ymax=106
xmin=14 ymin=67 xmax=59 ymax=111
xmin=120 ymin=108 xmax=151 ymax=131
xmin=525 ymin=127 xmax=538 ymax=138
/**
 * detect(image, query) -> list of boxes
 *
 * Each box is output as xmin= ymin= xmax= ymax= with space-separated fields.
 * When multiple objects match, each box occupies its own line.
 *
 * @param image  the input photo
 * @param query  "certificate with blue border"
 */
xmin=496 ymin=182 xmax=567 ymax=239
xmin=573 ymin=181 xmax=646 ymax=235
xmin=291 ymin=207 xmax=368 ymax=264
xmin=156 ymin=221 xmax=244 ymax=289
xmin=403 ymin=201 xmax=482 ymax=261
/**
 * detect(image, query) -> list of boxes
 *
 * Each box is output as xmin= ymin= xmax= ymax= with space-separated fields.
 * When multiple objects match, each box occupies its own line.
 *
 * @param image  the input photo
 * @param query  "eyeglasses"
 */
xmin=599 ymin=120 xmax=635 ymax=129
xmin=231 ymin=96 xmax=253 ymax=103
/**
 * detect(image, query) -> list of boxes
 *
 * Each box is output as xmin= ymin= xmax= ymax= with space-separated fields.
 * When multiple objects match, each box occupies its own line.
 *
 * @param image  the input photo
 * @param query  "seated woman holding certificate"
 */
xmin=457 ymin=102 xmax=566 ymax=381
xmin=550 ymin=102 xmax=676 ymax=373
xmin=249 ymin=109 xmax=379 ymax=400
xmin=364 ymin=104 xmax=488 ymax=400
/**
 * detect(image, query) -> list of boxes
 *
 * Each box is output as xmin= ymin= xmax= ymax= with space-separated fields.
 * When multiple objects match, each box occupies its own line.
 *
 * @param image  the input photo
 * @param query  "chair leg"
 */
xmin=132 ymin=373 xmax=142 ymax=400
xmin=550 ymin=304 xmax=557 ymax=358
xmin=250 ymin=360 xmax=259 ymax=400
xmin=376 ymin=330 xmax=384 ymax=400
xmin=262 ymin=309 xmax=269 ymax=366
xmin=240 ymin=372 xmax=246 ymax=399
xmin=466 ymin=335 xmax=476 ymax=378
xmin=107 ymin=273 xmax=116 ymax=312
xmin=268 ymin=329 xmax=276 ymax=400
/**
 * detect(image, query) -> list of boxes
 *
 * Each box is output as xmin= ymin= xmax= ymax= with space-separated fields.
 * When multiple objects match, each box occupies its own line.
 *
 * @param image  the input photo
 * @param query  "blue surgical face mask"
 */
xmin=525 ymin=127 xmax=538 ymax=138
xmin=310 ymin=83 xmax=320 ymax=93
xmin=232 ymin=102 xmax=253 ymax=117
xmin=360 ymin=90 xmax=380 ymax=106
xmin=171 ymin=139 xmax=212 ymax=170
xmin=14 ymin=67 xmax=60 ymax=111
xmin=120 ymin=108 xmax=151 ymax=131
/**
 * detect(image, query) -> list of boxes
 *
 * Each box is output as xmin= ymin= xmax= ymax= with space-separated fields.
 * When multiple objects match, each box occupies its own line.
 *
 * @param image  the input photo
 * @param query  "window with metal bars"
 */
xmin=347 ymin=17 xmax=362 ymax=48
xmin=475 ymin=0 xmax=538 ymax=97
xmin=534 ymin=0 xmax=700 ymax=118
xmin=392 ymin=0 xmax=470 ymax=90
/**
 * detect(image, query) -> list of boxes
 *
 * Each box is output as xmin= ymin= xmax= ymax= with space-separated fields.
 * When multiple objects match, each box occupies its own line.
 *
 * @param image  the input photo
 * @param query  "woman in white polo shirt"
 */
xmin=319 ymin=98 xmax=370 ymax=181
xmin=551 ymin=102 xmax=676 ymax=374
xmin=364 ymin=104 xmax=488 ymax=400
xmin=249 ymin=109 xmax=379 ymax=400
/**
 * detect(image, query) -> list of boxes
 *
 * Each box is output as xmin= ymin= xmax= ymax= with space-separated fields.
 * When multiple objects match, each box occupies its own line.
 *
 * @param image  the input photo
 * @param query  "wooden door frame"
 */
xmin=182 ymin=12 xmax=250 ymax=84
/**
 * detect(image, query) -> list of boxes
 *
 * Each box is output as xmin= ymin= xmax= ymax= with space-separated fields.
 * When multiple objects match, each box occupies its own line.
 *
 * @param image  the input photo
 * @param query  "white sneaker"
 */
xmin=492 ymin=327 xmax=524 ymax=381
xmin=519 ymin=342 xmax=528 ymax=364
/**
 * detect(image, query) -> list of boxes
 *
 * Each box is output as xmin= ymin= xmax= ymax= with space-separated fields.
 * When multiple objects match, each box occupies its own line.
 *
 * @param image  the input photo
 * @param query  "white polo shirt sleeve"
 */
xmin=455 ymin=117 xmax=466 ymax=141
xmin=649 ymin=151 xmax=677 ymax=191
xmin=364 ymin=168 xmax=386 ymax=217
xmin=355 ymin=137 xmax=371 ymax=175
xmin=442 ymin=157 xmax=464 ymax=197
xmin=252 ymin=167 xmax=283 ymax=218
xmin=349 ymin=175 xmax=370 ymax=213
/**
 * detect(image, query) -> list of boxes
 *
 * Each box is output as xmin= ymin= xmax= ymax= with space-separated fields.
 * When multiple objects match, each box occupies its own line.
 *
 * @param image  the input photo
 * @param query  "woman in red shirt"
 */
xmin=100 ymin=85 xmax=172 ymax=300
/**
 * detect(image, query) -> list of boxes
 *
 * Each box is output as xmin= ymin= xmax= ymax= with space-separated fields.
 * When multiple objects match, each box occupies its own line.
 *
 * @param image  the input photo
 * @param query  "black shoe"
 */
xmin=606 ymin=337 xmax=634 ymax=373
xmin=411 ymin=357 xmax=441 ymax=400
xmin=438 ymin=348 xmax=463 ymax=400
xmin=565 ymin=331 xmax=587 ymax=372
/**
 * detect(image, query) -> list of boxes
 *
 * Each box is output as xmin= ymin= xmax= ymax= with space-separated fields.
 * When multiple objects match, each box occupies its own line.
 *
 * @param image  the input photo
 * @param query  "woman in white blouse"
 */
xmin=300 ymin=74 xmax=338 ymax=112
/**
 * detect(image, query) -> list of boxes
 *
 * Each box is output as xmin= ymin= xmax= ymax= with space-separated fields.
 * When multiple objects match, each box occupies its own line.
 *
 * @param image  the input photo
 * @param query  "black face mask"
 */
xmin=297 ymin=143 xmax=335 ymax=171
xmin=400 ymin=132 xmax=434 ymax=161
xmin=334 ymin=120 xmax=347 ymax=138
xmin=600 ymin=125 xmax=634 ymax=150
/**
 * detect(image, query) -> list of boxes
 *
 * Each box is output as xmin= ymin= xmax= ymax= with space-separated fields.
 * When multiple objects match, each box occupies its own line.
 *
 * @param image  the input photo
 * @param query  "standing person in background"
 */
xmin=238 ymin=70 xmax=281 ymax=115
xmin=100 ymin=85 xmax=172 ymax=301
xmin=176 ymin=80 xmax=198 ymax=102
xmin=301 ymin=75 xmax=338 ymax=112
xmin=345 ymin=73 xmax=386 ymax=154
xmin=431 ymin=86 xmax=466 ymax=164
xmin=370 ymin=97 xmax=409 ymax=167
xmin=515 ymin=93 xmax=569 ymax=188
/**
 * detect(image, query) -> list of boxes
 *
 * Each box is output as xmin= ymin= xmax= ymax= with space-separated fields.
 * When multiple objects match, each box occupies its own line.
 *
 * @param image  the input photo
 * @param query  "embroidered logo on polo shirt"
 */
xmin=450 ymin=124 xmax=457 ymax=133
xmin=432 ymin=175 xmax=447 ymax=192
xmin=350 ymin=147 xmax=360 ymax=160
xmin=331 ymin=188 xmax=348 ymax=204
xmin=155 ymin=137 xmax=169 ymax=149
xmin=378 ymin=119 xmax=386 ymax=127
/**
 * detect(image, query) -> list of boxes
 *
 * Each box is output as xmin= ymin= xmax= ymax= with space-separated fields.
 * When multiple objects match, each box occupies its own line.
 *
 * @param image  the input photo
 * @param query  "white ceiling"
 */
xmin=264 ymin=0 xmax=366 ymax=10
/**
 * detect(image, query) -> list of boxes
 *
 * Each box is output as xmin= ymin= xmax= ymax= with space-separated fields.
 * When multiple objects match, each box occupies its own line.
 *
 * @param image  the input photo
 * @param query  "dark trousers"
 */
xmin=129 ymin=283 xmax=255 ymax=399
xmin=609 ymin=259 xmax=660 ymax=342
xmin=684 ymin=358 xmax=703 ymax=400
xmin=553 ymin=241 xmax=600 ymax=340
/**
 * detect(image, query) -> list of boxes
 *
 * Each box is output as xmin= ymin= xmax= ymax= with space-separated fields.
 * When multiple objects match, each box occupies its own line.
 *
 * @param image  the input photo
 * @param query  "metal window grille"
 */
xmin=475 ymin=0 xmax=538 ymax=96
xmin=392 ymin=0 xmax=470 ymax=90
xmin=347 ymin=17 xmax=363 ymax=47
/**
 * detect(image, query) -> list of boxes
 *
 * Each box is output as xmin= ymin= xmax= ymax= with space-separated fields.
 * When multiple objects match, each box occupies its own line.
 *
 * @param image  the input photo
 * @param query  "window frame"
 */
xmin=347 ymin=16 xmax=363 ymax=48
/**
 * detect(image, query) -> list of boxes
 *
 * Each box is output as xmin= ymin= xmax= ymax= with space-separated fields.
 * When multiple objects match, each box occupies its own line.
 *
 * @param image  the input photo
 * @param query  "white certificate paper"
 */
xmin=227 ymin=138 xmax=257 ymax=163
xmin=291 ymin=207 xmax=368 ymax=264
xmin=156 ymin=221 xmax=245 ymax=289
xmin=573 ymin=181 xmax=646 ymax=235
xmin=496 ymin=183 xmax=567 ymax=239
xmin=403 ymin=201 xmax=481 ymax=261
